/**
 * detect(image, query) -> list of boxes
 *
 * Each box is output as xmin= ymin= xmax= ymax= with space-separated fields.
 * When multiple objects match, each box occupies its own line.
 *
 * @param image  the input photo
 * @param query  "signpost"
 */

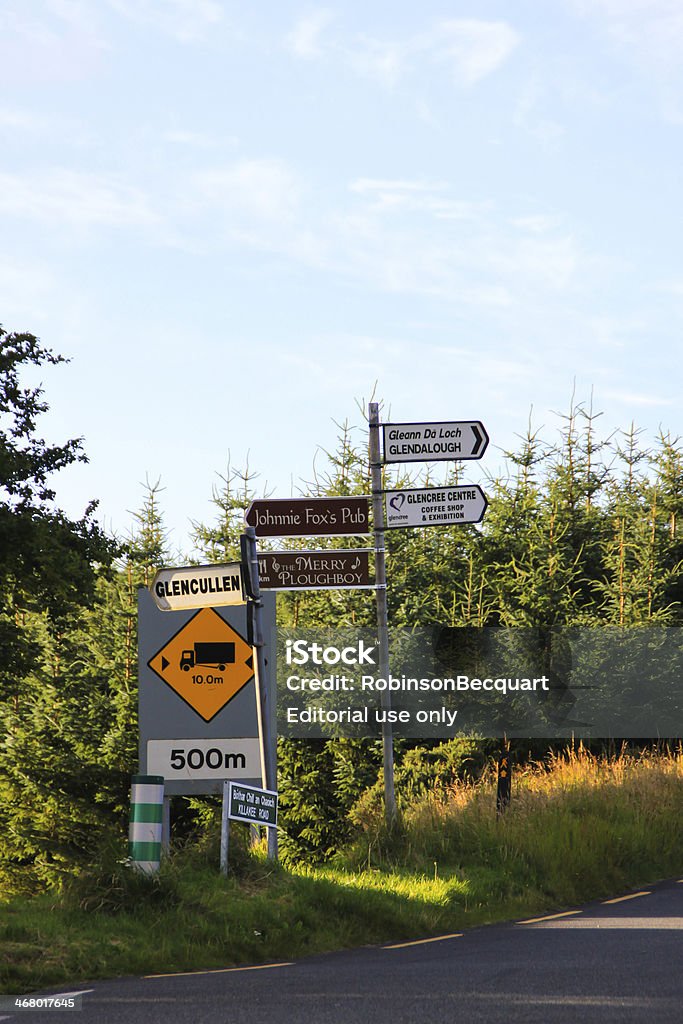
xmin=139 ymin=411 xmax=490 ymax=867
xmin=150 ymin=563 xmax=244 ymax=611
xmin=257 ymin=550 xmax=373 ymax=590
xmin=245 ymin=496 xmax=370 ymax=538
xmin=240 ymin=527 xmax=278 ymax=861
xmin=384 ymin=485 xmax=488 ymax=529
xmin=371 ymin=408 xmax=490 ymax=826
xmin=382 ymin=420 xmax=489 ymax=463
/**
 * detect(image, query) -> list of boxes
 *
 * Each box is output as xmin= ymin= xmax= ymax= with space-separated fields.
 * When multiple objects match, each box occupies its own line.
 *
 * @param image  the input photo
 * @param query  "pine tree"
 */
xmin=0 ymin=478 xmax=169 ymax=892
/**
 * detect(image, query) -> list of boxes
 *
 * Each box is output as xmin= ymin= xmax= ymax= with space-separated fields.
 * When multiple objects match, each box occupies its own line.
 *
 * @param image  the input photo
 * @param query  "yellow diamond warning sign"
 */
xmin=147 ymin=608 xmax=254 ymax=722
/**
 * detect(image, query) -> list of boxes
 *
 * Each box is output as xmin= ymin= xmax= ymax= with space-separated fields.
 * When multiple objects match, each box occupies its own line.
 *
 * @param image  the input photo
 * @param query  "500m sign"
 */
xmin=146 ymin=739 xmax=261 ymax=781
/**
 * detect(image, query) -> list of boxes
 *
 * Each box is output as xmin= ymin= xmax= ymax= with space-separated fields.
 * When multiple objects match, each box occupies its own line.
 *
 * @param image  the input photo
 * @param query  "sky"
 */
xmin=1 ymin=0 xmax=682 ymax=555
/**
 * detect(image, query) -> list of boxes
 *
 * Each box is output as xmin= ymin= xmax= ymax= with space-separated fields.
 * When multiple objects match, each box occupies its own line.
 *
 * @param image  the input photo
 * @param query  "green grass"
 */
xmin=1 ymin=746 xmax=682 ymax=994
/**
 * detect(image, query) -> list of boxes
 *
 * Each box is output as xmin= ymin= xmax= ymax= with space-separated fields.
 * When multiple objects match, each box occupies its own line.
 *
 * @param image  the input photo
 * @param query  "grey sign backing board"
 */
xmin=137 ymin=587 xmax=276 ymax=796
xmin=382 ymin=421 xmax=489 ymax=463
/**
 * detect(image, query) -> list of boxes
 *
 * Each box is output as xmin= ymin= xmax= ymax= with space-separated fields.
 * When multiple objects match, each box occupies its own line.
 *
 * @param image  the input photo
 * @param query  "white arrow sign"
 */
xmin=150 ymin=563 xmax=245 ymax=611
xmin=382 ymin=420 xmax=489 ymax=463
xmin=384 ymin=485 xmax=488 ymax=529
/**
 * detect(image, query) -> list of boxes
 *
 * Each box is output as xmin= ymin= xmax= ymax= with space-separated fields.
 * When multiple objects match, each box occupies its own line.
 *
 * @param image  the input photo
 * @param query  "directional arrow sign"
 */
xmin=256 ymin=550 xmax=374 ymax=590
xmin=384 ymin=485 xmax=488 ymax=529
xmin=382 ymin=420 xmax=489 ymax=463
xmin=150 ymin=563 xmax=245 ymax=611
xmin=245 ymin=497 xmax=370 ymax=538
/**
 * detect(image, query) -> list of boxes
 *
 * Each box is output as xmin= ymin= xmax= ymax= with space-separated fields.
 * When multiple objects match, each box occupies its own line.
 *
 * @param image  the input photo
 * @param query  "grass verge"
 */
xmin=1 ymin=746 xmax=681 ymax=994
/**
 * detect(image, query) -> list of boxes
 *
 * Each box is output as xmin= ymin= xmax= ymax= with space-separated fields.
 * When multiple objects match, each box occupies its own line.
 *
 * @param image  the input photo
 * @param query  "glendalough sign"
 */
xmin=382 ymin=420 xmax=489 ymax=463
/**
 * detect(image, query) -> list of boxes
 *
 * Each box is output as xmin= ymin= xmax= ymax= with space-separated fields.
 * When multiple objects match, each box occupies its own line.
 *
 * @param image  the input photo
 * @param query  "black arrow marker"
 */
xmin=471 ymin=424 xmax=483 ymax=456
xmin=161 ymin=656 xmax=169 ymax=671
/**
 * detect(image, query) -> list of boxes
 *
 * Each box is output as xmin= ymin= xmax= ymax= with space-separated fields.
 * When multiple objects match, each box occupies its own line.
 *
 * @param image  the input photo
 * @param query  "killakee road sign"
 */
xmin=384 ymin=484 xmax=488 ymax=528
xmin=382 ymin=420 xmax=489 ymax=463
xmin=150 ymin=563 xmax=244 ymax=611
xmin=227 ymin=780 xmax=278 ymax=827
xmin=245 ymin=496 xmax=370 ymax=537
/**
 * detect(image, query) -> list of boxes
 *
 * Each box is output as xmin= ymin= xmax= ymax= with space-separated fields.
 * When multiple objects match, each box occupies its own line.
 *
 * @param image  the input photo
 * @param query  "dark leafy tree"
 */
xmin=0 ymin=325 xmax=119 ymax=890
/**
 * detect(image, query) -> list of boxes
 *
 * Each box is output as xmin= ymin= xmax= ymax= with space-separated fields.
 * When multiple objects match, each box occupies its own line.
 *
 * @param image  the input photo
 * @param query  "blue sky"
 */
xmin=1 ymin=0 xmax=681 ymax=553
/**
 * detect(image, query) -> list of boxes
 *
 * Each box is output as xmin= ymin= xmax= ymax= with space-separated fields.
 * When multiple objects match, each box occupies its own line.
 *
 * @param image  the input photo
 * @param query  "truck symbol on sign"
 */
xmin=180 ymin=642 xmax=235 ymax=672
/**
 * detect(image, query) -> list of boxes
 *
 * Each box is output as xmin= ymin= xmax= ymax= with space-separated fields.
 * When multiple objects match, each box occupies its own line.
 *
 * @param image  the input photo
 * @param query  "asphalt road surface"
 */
xmin=5 ymin=877 xmax=683 ymax=1024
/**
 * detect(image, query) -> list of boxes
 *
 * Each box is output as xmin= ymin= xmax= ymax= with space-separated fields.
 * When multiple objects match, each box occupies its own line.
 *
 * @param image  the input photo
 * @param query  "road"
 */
xmin=5 ymin=877 xmax=683 ymax=1023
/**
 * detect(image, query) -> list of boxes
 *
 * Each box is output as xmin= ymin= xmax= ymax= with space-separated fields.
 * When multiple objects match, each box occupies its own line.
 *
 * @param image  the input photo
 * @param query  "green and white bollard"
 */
xmin=128 ymin=774 xmax=164 ymax=874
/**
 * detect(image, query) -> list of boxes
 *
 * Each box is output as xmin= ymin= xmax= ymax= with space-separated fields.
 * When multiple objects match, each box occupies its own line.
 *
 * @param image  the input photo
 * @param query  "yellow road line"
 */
xmin=383 ymin=933 xmax=463 ymax=950
xmin=602 ymin=891 xmax=651 ymax=905
xmin=518 ymin=910 xmax=582 ymax=925
xmin=144 ymin=962 xmax=294 ymax=980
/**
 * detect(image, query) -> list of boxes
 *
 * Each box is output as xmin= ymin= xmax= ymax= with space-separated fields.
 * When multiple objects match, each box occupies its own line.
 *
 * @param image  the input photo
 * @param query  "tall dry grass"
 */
xmin=347 ymin=745 xmax=683 ymax=907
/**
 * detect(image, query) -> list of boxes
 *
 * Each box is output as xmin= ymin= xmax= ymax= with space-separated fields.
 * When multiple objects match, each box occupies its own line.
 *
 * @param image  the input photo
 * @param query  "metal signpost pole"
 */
xmin=242 ymin=527 xmax=278 ymax=861
xmin=368 ymin=402 xmax=396 ymax=825
xmin=220 ymin=780 xmax=231 ymax=875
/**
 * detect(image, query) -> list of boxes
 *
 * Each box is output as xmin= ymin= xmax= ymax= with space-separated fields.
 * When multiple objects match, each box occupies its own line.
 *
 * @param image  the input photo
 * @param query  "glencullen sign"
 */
xmin=150 ymin=563 xmax=244 ymax=611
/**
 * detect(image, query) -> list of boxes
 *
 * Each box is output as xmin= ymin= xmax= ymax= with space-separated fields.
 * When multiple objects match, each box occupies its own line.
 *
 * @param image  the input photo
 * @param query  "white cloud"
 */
xmin=106 ymin=0 xmax=223 ymax=43
xmin=513 ymin=78 xmax=566 ymax=145
xmin=285 ymin=9 xmax=335 ymax=59
xmin=349 ymin=178 xmax=487 ymax=220
xmin=162 ymin=129 xmax=240 ymax=148
xmin=571 ymin=0 xmax=683 ymax=67
xmin=511 ymin=215 xmax=563 ymax=234
xmin=0 ymin=258 xmax=58 ymax=325
xmin=432 ymin=19 xmax=521 ymax=85
xmin=350 ymin=179 xmax=447 ymax=194
xmin=185 ymin=163 xmax=587 ymax=310
xmin=601 ymin=388 xmax=673 ymax=407
xmin=350 ymin=36 xmax=405 ymax=89
xmin=0 ymin=105 xmax=93 ymax=146
xmin=45 ymin=0 xmax=103 ymax=38
xmin=0 ymin=107 xmax=51 ymax=131
xmin=0 ymin=4 xmax=106 ymax=81
xmin=348 ymin=18 xmax=519 ymax=90
xmin=652 ymin=279 xmax=683 ymax=297
xmin=195 ymin=158 xmax=302 ymax=225
xmin=569 ymin=0 xmax=683 ymax=117
xmin=0 ymin=169 xmax=157 ymax=227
